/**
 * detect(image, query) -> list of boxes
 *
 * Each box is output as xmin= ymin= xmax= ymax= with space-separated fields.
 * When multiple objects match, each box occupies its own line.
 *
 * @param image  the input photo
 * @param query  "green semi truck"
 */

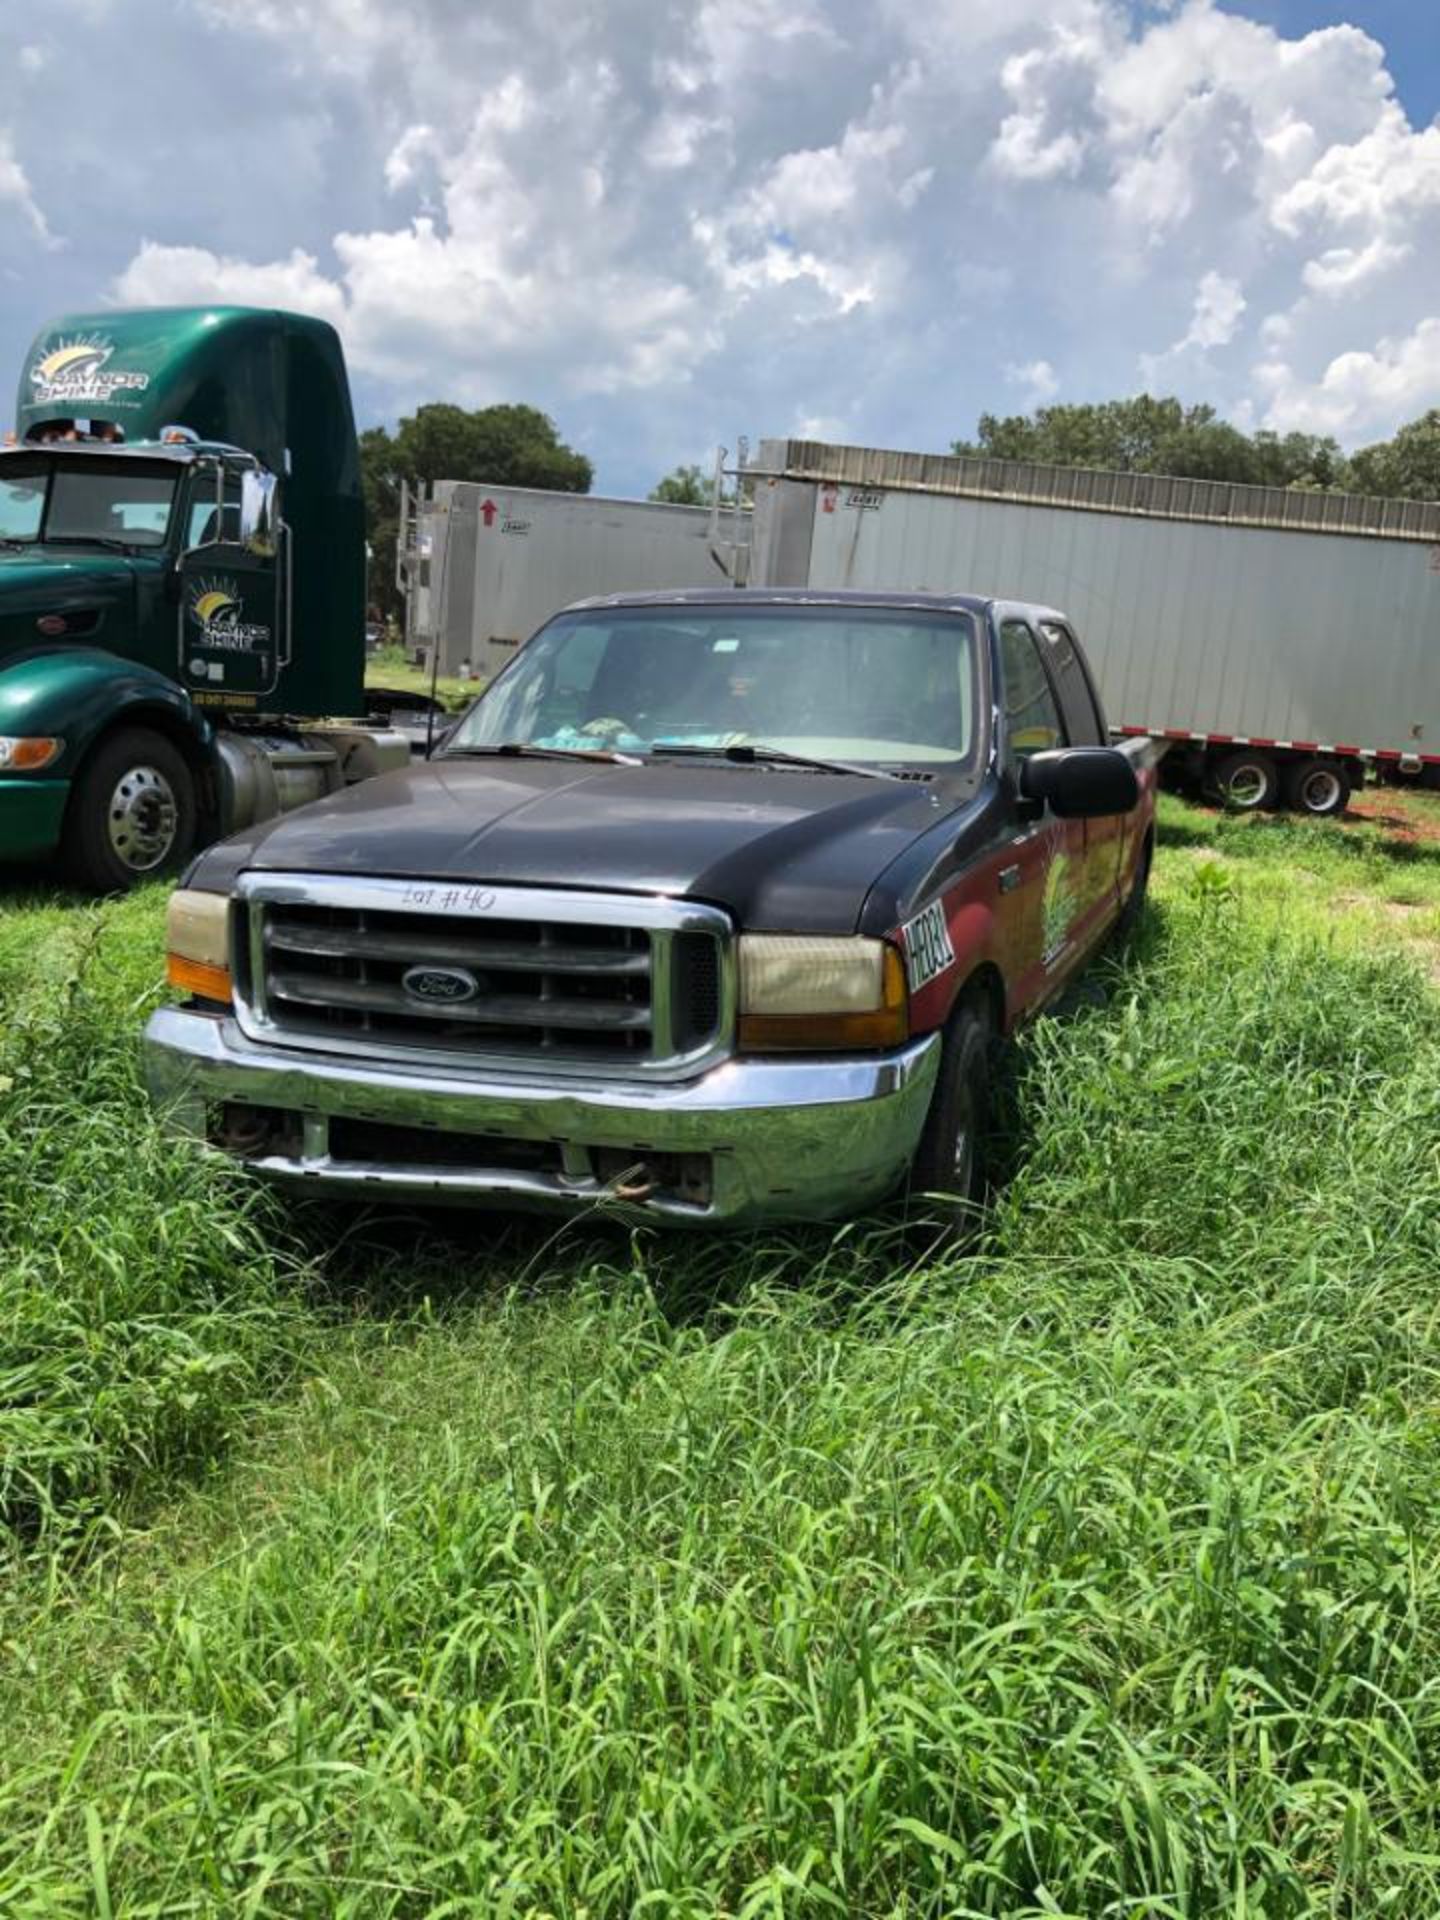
xmin=0 ymin=305 xmax=409 ymax=891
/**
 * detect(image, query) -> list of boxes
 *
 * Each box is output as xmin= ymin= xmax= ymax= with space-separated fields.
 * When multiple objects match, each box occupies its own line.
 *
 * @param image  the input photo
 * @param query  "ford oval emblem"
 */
xmin=402 ymin=964 xmax=480 ymax=1005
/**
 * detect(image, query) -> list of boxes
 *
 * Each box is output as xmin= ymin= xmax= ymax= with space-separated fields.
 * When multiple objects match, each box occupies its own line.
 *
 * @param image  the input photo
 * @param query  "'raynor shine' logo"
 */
xmin=186 ymin=576 xmax=271 ymax=684
xmin=29 ymin=334 xmax=150 ymax=407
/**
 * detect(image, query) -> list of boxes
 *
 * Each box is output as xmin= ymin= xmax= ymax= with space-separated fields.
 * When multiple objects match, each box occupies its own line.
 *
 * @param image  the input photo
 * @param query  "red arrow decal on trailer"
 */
xmin=480 ymin=499 xmax=498 ymax=528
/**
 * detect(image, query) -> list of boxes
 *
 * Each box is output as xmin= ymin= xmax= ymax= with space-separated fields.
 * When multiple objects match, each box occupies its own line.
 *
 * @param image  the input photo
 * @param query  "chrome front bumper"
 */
xmin=142 ymin=1007 xmax=942 ymax=1226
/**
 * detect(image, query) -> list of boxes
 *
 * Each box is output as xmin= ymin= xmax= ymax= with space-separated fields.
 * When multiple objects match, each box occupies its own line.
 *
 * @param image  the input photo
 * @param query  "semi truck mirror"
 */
xmin=239 ymin=469 xmax=278 ymax=557
xmin=1020 ymin=747 xmax=1139 ymax=819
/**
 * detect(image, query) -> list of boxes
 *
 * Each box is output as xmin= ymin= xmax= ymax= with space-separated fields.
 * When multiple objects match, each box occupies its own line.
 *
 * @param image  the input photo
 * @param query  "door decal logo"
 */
xmin=1042 ymin=852 xmax=1075 ymax=966
xmin=187 ymin=575 xmax=271 ymax=654
xmin=902 ymin=899 xmax=955 ymax=993
xmin=29 ymin=335 xmax=150 ymax=407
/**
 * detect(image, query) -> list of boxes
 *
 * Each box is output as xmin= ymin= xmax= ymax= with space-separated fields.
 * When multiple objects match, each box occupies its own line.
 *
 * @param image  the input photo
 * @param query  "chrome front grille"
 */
xmin=233 ymin=875 xmax=734 ymax=1077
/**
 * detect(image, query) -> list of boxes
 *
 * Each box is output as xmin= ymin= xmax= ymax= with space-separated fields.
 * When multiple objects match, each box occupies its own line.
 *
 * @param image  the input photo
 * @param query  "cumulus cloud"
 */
xmin=113 ymin=243 xmax=346 ymax=326
xmin=1258 ymin=316 xmax=1440 ymax=437
xmin=0 ymin=128 xmax=53 ymax=246
xmin=38 ymin=0 xmax=1434 ymax=483
xmin=1006 ymin=359 xmax=1060 ymax=406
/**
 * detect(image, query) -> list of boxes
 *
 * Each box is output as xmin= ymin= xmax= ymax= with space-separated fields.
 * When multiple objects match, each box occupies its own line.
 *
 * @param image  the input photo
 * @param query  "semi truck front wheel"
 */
xmin=62 ymin=726 xmax=197 ymax=894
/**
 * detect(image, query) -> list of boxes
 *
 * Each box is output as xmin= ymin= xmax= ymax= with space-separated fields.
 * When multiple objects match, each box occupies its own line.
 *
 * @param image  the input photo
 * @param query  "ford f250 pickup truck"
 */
xmin=143 ymin=590 xmax=1156 ymax=1227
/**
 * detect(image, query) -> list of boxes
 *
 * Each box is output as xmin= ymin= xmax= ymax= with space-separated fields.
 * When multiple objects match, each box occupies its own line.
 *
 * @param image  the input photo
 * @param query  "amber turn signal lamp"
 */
xmin=166 ymin=954 xmax=233 ymax=1003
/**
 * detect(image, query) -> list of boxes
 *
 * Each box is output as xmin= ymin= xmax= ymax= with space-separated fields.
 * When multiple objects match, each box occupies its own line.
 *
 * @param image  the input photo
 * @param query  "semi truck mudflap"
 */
xmin=177 ymin=548 xmax=281 ymax=709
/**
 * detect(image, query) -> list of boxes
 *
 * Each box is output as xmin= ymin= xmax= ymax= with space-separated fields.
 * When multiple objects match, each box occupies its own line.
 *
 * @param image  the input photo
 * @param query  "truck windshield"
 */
xmin=445 ymin=604 xmax=981 ymax=769
xmin=0 ymin=458 xmax=178 ymax=549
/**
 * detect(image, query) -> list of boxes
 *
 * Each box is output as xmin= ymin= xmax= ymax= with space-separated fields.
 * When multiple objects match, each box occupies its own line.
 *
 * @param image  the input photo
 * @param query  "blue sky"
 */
xmin=0 ymin=0 xmax=1435 ymax=495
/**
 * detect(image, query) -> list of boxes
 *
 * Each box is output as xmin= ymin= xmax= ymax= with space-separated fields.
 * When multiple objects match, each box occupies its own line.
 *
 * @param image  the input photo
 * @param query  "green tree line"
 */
xmin=951 ymin=395 xmax=1440 ymax=499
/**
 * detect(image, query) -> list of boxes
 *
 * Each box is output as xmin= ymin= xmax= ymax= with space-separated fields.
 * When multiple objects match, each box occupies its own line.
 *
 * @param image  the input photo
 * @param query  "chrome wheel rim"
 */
xmin=107 ymin=764 xmax=178 ymax=872
xmin=1224 ymin=763 xmax=1269 ymax=809
xmin=1299 ymin=767 xmax=1343 ymax=814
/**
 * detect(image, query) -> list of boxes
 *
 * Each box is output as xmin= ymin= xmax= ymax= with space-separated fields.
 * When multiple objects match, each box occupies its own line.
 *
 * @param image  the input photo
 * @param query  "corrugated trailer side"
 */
xmin=426 ymin=483 xmax=722 ymax=679
xmin=751 ymin=439 xmax=1440 ymax=815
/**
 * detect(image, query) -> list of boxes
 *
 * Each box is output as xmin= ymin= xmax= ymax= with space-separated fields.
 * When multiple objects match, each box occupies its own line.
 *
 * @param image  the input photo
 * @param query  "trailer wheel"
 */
xmin=1284 ymin=756 xmax=1349 ymax=819
xmin=1208 ymin=749 xmax=1279 ymax=812
xmin=61 ymin=726 xmax=197 ymax=894
xmin=907 ymin=994 xmax=994 ymax=1240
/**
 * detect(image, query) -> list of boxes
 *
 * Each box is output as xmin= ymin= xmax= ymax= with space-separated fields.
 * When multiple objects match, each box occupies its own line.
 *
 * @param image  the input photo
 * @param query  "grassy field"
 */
xmin=364 ymin=643 xmax=480 ymax=714
xmin=1 ymin=789 xmax=1439 ymax=1914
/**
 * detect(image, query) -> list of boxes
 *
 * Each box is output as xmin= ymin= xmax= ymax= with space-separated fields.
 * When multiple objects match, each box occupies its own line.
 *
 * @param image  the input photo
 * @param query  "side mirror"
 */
xmin=239 ymin=468 xmax=278 ymax=557
xmin=1019 ymin=747 xmax=1139 ymax=819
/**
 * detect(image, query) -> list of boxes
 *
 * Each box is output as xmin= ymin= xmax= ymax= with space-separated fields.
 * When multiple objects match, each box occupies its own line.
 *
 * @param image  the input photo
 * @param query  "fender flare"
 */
xmin=0 ymin=646 xmax=214 ymax=775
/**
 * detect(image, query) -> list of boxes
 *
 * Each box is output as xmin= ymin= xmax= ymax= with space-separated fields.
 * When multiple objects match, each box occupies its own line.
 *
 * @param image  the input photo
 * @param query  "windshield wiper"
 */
xmin=445 ymin=741 xmax=641 ymax=765
xmin=649 ymin=741 xmax=899 ymax=781
xmin=44 ymin=535 xmax=137 ymax=553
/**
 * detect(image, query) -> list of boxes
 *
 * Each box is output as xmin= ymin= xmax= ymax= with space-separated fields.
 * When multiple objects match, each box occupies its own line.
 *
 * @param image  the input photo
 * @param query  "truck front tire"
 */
xmin=907 ymin=995 xmax=994 ymax=1239
xmin=62 ymin=726 xmax=197 ymax=894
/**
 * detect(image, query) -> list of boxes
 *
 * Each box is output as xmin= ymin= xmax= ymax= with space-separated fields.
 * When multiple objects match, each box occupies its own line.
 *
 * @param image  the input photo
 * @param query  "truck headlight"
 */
xmin=165 ymin=888 xmax=233 ymax=1004
xmin=737 ymin=934 xmax=908 ymax=1051
xmin=0 ymin=735 xmax=62 ymax=771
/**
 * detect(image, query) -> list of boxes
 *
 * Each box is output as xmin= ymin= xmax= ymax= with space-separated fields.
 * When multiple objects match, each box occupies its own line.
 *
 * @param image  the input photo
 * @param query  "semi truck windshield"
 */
xmin=0 ymin=459 xmax=178 ymax=548
xmin=447 ymin=604 xmax=982 ymax=768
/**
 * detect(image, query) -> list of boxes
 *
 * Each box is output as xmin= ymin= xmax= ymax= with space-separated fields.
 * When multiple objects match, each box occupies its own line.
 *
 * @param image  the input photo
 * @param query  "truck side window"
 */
xmin=186 ymin=480 xmax=242 ymax=548
xmin=999 ymin=618 xmax=1065 ymax=764
xmin=1038 ymin=620 xmax=1104 ymax=746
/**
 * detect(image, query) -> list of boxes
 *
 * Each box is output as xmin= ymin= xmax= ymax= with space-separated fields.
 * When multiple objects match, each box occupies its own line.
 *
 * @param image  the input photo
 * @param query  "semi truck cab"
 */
xmin=0 ymin=306 xmax=404 ymax=892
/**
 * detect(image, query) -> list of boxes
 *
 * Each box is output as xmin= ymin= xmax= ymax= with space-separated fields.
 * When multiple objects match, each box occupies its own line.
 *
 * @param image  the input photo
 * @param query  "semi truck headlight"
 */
xmin=737 ymin=935 xmax=908 ymax=1051
xmin=0 ymin=735 xmax=62 ymax=771
xmin=165 ymin=888 xmax=233 ymax=1004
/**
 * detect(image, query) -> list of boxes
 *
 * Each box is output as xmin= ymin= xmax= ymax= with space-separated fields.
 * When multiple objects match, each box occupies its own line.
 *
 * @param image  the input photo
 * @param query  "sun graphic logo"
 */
xmin=1041 ymin=851 xmax=1074 ymax=965
xmin=193 ymin=587 xmax=241 ymax=630
xmin=29 ymin=333 xmax=150 ymax=406
xmin=188 ymin=576 xmax=270 ymax=655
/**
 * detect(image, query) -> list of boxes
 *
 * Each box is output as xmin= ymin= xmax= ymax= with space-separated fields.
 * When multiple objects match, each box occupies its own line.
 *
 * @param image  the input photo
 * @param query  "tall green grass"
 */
xmin=1 ymin=842 xmax=1439 ymax=1914
xmin=0 ymin=887 xmax=315 ymax=1547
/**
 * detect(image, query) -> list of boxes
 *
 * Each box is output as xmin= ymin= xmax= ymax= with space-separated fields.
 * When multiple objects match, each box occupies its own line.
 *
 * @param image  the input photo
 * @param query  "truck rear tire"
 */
xmin=1113 ymin=831 xmax=1153 ymax=946
xmin=1284 ymin=756 xmax=1349 ymax=819
xmin=61 ymin=726 xmax=197 ymax=894
xmin=1208 ymin=749 xmax=1279 ymax=812
xmin=906 ymin=994 xmax=994 ymax=1240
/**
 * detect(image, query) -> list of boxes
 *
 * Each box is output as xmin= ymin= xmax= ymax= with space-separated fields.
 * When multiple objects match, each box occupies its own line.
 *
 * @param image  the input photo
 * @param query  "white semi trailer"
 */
xmin=746 ymin=439 xmax=1440 ymax=816
xmin=403 ymin=480 xmax=738 ymax=683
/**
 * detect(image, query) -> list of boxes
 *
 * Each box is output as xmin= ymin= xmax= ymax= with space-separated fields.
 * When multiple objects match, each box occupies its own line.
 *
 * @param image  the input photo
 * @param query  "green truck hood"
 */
xmin=0 ymin=549 xmax=134 ymax=602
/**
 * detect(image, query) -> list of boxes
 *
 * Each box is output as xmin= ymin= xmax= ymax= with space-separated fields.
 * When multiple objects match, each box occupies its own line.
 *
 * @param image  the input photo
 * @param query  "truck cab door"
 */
xmin=175 ymin=471 xmax=281 ymax=708
xmin=1037 ymin=618 xmax=1125 ymax=941
xmin=997 ymin=616 xmax=1089 ymax=1006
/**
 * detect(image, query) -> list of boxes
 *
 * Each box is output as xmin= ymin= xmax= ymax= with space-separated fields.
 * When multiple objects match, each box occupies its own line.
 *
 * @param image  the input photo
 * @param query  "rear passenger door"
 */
xmin=996 ymin=616 xmax=1087 ymax=1006
xmin=1037 ymin=619 xmax=1123 ymax=936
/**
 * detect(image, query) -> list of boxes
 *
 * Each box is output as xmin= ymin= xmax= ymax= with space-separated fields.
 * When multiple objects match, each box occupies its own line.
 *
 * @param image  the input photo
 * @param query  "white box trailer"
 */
xmin=409 ymin=481 xmax=731 ymax=682
xmin=747 ymin=438 xmax=1440 ymax=815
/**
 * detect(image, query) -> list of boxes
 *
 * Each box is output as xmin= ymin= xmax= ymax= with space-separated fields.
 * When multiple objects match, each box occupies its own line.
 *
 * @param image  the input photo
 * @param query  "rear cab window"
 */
xmin=998 ymin=617 xmax=1066 ymax=768
xmin=1038 ymin=619 xmax=1105 ymax=746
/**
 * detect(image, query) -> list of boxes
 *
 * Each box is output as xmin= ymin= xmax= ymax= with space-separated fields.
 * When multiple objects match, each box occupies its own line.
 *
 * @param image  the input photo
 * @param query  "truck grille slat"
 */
xmin=268 ymin=970 xmax=653 ymax=1033
xmin=235 ymin=878 xmax=733 ymax=1077
xmin=265 ymin=915 xmax=652 ymax=978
